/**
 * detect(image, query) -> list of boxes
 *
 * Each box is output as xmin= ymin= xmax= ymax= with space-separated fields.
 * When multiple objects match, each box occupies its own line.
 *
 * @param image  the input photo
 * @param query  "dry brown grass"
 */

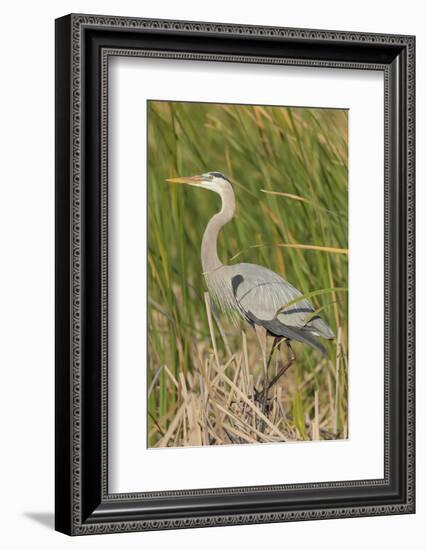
xmin=148 ymin=294 xmax=348 ymax=448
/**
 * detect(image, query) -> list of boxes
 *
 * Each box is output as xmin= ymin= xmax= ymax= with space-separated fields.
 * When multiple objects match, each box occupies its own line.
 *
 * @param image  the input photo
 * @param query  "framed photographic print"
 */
xmin=55 ymin=14 xmax=415 ymax=535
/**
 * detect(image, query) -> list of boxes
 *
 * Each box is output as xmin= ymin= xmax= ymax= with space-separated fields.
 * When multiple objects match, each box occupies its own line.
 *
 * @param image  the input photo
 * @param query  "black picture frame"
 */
xmin=55 ymin=13 xmax=415 ymax=535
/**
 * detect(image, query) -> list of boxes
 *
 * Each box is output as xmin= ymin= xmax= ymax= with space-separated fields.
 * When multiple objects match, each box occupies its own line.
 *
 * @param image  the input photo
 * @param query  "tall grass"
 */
xmin=147 ymin=101 xmax=348 ymax=448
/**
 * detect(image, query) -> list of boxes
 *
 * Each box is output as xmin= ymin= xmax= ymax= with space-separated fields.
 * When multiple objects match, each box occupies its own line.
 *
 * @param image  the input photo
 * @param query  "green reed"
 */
xmin=147 ymin=101 xmax=348 ymax=446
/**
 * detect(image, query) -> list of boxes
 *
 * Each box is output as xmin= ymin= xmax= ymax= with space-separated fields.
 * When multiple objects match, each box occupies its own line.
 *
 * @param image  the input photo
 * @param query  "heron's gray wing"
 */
xmin=230 ymin=263 xmax=313 ymax=326
xmin=230 ymin=263 xmax=334 ymax=339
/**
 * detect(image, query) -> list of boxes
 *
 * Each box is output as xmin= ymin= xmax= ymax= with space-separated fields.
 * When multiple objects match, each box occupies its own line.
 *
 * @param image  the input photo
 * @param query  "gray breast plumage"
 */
xmin=204 ymin=263 xmax=334 ymax=355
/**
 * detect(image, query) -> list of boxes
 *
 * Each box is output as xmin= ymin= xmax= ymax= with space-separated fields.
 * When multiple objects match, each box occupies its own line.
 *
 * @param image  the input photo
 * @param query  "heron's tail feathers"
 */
xmin=308 ymin=317 xmax=335 ymax=340
xmin=294 ymin=330 xmax=328 ymax=356
xmin=245 ymin=311 xmax=331 ymax=356
xmin=260 ymin=317 xmax=329 ymax=356
xmin=280 ymin=324 xmax=329 ymax=356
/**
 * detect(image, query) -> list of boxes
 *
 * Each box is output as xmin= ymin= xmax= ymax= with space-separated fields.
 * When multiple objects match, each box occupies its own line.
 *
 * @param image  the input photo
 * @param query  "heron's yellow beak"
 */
xmin=165 ymin=175 xmax=204 ymax=185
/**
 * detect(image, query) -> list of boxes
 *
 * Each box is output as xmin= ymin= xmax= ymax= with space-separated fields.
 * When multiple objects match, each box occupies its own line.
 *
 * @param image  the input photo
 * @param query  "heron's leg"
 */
xmin=253 ymin=326 xmax=270 ymax=419
xmin=262 ymin=336 xmax=282 ymax=396
xmin=254 ymin=325 xmax=268 ymax=385
xmin=254 ymin=332 xmax=282 ymax=417
xmin=266 ymin=336 xmax=281 ymax=373
xmin=267 ymin=341 xmax=295 ymax=391
xmin=254 ymin=336 xmax=281 ymax=393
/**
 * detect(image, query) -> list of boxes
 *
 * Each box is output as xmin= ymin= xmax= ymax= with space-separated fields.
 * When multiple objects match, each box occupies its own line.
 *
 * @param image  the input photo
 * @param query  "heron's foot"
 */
xmin=252 ymin=386 xmax=263 ymax=403
xmin=253 ymin=386 xmax=273 ymax=405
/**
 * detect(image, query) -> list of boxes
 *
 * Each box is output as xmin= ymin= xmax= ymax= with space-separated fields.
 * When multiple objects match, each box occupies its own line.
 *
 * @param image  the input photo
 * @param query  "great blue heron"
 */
xmin=166 ymin=171 xmax=334 ymax=405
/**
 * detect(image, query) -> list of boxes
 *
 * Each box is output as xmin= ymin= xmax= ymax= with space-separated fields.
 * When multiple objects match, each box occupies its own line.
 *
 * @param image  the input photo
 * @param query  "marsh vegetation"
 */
xmin=147 ymin=101 xmax=348 ymax=447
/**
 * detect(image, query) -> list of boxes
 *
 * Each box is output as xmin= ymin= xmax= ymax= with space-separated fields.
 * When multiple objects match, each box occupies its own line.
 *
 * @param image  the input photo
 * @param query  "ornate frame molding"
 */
xmin=55 ymin=14 xmax=415 ymax=535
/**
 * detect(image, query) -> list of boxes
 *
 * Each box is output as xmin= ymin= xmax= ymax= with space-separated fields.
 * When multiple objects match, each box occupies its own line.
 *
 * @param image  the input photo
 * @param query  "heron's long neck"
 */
xmin=201 ymin=187 xmax=235 ymax=275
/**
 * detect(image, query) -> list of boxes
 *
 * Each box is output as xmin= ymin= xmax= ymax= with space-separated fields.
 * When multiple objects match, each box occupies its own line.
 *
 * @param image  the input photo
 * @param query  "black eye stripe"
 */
xmin=208 ymin=171 xmax=230 ymax=182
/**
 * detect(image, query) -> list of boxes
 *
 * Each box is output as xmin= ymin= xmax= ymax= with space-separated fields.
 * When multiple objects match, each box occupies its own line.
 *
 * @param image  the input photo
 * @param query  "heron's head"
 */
xmin=166 ymin=171 xmax=233 ymax=196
